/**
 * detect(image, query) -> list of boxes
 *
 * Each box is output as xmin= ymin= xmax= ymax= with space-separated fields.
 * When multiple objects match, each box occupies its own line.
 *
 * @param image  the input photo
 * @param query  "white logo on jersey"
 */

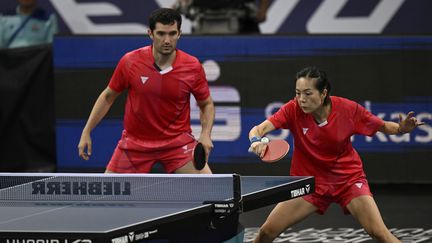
xmin=355 ymin=183 xmax=363 ymax=189
xmin=302 ymin=128 xmax=309 ymax=135
xmin=140 ymin=76 xmax=148 ymax=84
xmin=182 ymin=145 xmax=193 ymax=154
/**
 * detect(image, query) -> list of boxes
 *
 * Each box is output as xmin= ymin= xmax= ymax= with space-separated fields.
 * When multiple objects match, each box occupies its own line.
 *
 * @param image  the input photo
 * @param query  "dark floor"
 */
xmin=240 ymin=184 xmax=432 ymax=242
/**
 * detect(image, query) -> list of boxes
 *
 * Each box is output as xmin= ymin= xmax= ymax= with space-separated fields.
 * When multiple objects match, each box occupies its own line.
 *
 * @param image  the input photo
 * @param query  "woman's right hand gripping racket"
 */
xmin=249 ymin=139 xmax=290 ymax=163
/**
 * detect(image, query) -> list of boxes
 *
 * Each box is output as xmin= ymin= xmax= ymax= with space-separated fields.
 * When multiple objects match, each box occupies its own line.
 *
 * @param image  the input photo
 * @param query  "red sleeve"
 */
xmin=108 ymin=54 xmax=129 ymax=92
xmin=268 ymin=99 xmax=296 ymax=130
xmin=354 ymin=103 xmax=385 ymax=136
xmin=191 ymin=62 xmax=210 ymax=101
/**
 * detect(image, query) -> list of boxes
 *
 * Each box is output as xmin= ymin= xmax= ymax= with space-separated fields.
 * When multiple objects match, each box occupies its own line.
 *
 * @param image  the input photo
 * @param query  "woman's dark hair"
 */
xmin=148 ymin=8 xmax=182 ymax=31
xmin=296 ymin=66 xmax=331 ymax=105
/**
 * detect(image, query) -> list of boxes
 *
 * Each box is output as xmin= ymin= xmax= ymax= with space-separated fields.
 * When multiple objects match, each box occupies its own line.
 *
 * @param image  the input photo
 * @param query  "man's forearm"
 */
xmin=199 ymin=100 xmax=215 ymax=138
xmin=83 ymin=88 xmax=118 ymax=134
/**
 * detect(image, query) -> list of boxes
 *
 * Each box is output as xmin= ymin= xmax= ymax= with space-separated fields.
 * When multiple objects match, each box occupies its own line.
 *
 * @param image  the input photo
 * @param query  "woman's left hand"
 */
xmin=398 ymin=111 xmax=425 ymax=133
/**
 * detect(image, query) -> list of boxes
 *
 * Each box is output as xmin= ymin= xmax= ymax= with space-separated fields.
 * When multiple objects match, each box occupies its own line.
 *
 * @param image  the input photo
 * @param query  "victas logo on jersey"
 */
xmin=182 ymin=144 xmax=193 ymax=154
xmin=140 ymin=76 xmax=148 ymax=84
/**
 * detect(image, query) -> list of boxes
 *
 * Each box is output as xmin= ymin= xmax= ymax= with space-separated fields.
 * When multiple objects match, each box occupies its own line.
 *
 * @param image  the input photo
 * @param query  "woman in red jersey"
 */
xmin=249 ymin=66 xmax=424 ymax=243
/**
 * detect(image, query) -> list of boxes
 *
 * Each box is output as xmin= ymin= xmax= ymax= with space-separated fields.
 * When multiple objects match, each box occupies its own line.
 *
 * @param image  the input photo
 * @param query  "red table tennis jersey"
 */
xmin=109 ymin=46 xmax=210 ymax=141
xmin=269 ymin=96 xmax=384 ymax=194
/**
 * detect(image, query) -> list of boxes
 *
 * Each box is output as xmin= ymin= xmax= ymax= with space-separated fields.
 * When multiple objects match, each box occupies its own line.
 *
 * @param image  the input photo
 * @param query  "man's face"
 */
xmin=148 ymin=22 xmax=181 ymax=56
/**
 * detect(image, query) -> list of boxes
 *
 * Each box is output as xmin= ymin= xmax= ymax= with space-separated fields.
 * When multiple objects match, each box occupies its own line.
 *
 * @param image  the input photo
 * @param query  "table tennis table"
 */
xmin=0 ymin=173 xmax=314 ymax=243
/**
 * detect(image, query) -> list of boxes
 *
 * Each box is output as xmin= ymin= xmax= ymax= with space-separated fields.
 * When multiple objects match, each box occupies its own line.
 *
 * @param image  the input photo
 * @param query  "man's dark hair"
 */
xmin=296 ymin=66 xmax=332 ymax=105
xmin=148 ymin=8 xmax=182 ymax=31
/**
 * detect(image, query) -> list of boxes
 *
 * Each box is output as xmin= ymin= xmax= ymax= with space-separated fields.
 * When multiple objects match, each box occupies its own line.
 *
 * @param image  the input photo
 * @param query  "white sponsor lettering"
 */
xmin=259 ymin=0 xmax=299 ymax=34
xmin=111 ymin=236 xmax=128 ymax=243
xmin=214 ymin=203 xmax=230 ymax=208
xmin=191 ymin=87 xmax=241 ymax=141
xmin=363 ymin=100 xmax=432 ymax=144
xmin=128 ymin=232 xmax=134 ymax=242
xmin=307 ymin=0 xmax=406 ymax=34
xmin=49 ymin=0 xmax=407 ymax=34
xmin=112 ymin=230 xmax=157 ymax=243
xmin=290 ymin=187 xmax=305 ymax=197
xmin=50 ymin=0 xmax=147 ymax=34
xmin=192 ymin=60 xmax=241 ymax=141
xmin=415 ymin=112 xmax=432 ymax=143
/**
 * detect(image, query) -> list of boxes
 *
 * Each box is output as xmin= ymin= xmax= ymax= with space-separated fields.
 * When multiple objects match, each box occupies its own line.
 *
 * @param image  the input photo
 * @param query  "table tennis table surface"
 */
xmin=0 ymin=173 xmax=314 ymax=243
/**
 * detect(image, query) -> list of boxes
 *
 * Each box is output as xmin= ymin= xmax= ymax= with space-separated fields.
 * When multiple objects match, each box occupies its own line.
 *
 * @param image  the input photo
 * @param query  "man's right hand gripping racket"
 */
xmin=249 ymin=139 xmax=290 ymax=163
xmin=193 ymin=142 xmax=207 ymax=170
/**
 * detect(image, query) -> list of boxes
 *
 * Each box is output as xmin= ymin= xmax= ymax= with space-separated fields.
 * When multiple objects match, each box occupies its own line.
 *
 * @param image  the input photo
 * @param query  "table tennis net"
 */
xmin=0 ymin=173 xmax=240 ymax=202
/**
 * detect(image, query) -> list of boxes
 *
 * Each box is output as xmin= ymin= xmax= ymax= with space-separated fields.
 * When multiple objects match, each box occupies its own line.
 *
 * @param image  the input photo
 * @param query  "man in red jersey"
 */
xmin=78 ymin=8 xmax=214 ymax=174
xmin=249 ymin=66 xmax=424 ymax=243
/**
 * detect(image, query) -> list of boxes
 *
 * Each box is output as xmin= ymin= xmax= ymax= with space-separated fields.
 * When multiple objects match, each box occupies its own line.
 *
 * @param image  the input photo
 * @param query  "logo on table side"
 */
xmin=6 ymin=239 xmax=92 ymax=243
xmin=290 ymin=184 xmax=311 ymax=198
xmin=111 ymin=230 xmax=158 ymax=243
xmin=31 ymin=181 xmax=131 ymax=195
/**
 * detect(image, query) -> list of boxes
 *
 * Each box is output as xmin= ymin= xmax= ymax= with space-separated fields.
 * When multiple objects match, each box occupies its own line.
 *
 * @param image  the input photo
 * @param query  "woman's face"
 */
xmin=295 ymin=77 xmax=326 ymax=113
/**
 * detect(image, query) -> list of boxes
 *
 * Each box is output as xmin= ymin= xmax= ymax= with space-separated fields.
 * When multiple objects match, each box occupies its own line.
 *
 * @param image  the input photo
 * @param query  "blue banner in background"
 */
xmin=53 ymin=35 xmax=432 ymax=68
xmin=56 ymin=100 xmax=432 ymax=169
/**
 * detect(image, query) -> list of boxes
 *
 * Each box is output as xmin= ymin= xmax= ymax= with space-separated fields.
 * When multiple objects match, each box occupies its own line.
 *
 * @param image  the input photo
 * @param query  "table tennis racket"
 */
xmin=193 ymin=142 xmax=206 ymax=170
xmin=261 ymin=140 xmax=290 ymax=163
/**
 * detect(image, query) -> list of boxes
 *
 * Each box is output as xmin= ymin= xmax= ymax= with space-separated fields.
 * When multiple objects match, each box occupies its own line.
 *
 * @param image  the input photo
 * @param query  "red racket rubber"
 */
xmin=261 ymin=140 xmax=290 ymax=163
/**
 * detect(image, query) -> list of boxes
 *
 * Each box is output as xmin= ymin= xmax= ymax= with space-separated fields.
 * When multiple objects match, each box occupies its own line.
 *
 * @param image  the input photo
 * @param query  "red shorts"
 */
xmin=106 ymin=130 xmax=197 ymax=173
xmin=302 ymin=178 xmax=373 ymax=215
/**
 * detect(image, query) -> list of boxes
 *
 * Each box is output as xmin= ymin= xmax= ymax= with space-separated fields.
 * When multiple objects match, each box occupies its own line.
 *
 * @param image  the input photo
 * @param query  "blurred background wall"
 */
xmin=2 ymin=0 xmax=432 ymax=35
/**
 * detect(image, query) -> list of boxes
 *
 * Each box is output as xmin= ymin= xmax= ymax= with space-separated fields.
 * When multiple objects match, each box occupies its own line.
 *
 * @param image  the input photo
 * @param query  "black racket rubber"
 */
xmin=193 ymin=143 xmax=206 ymax=170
